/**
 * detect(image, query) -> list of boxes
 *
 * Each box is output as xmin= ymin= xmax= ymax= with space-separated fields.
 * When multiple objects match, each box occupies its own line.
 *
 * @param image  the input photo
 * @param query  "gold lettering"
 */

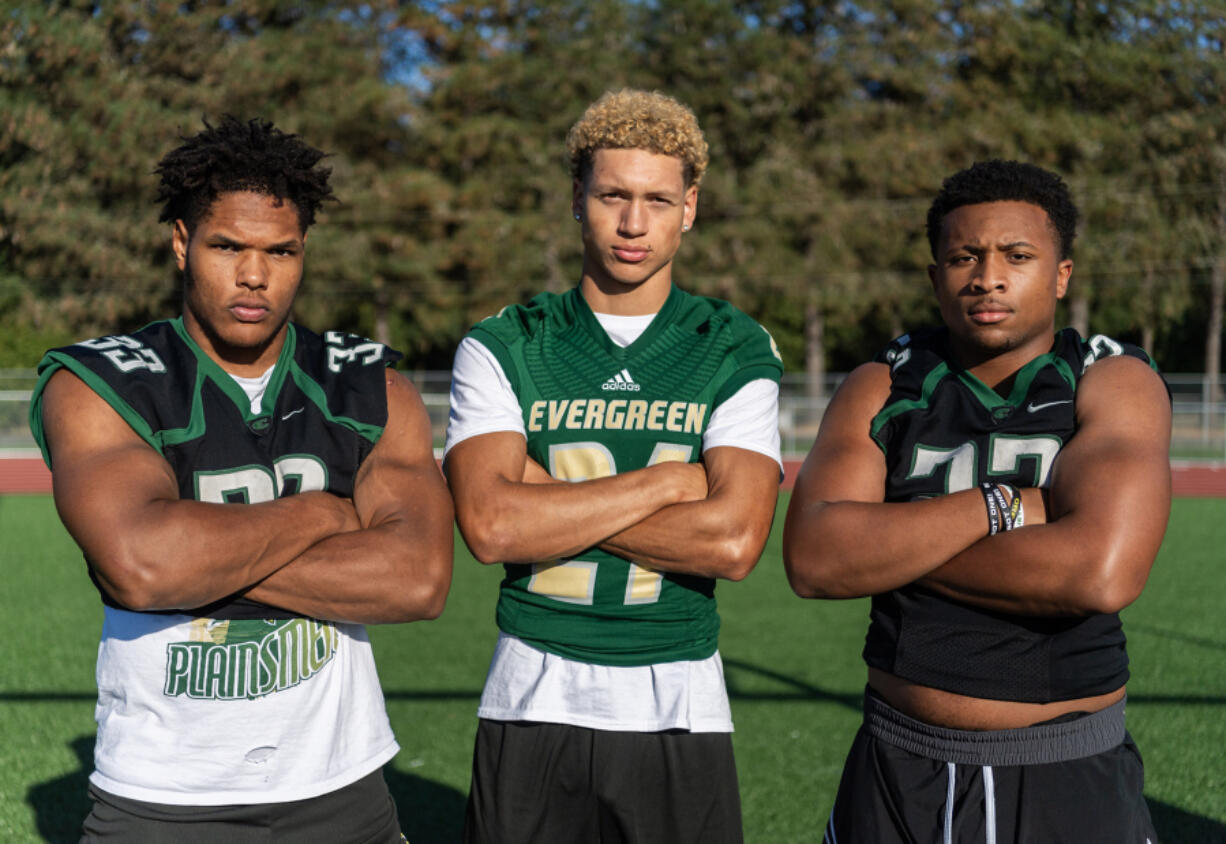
xmin=584 ymin=399 xmax=606 ymax=429
xmin=607 ymin=400 xmax=626 ymax=429
xmin=565 ymin=399 xmax=587 ymax=429
xmin=625 ymin=400 xmax=648 ymax=430
xmin=647 ymin=400 xmax=667 ymax=431
xmin=684 ymin=403 xmax=707 ymax=435
xmin=528 ymin=401 xmax=545 ymax=432
xmin=548 ymin=400 xmax=569 ymax=430
xmin=666 ymin=402 xmax=685 ymax=432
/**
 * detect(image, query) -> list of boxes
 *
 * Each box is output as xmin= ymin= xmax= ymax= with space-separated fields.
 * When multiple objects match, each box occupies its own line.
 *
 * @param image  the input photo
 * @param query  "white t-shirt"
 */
xmin=446 ymin=310 xmax=782 ymax=733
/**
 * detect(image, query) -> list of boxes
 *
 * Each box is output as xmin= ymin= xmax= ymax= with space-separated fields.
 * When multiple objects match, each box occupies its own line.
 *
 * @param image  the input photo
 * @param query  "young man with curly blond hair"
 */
xmin=445 ymin=89 xmax=783 ymax=843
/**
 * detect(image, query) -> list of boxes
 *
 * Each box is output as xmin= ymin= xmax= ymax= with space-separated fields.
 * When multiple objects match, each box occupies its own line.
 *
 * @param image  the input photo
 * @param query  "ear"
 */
xmin=927 ymin=263 xmax=939 ymax=293
xmin=172 ymin=220 xmax=190 ymax=271
xmin=1055 ymin=259 xmax=1073 ymax=299
xmin=572 ymin=178 xmax=585 ymax=220
xmin=683 ymin=184 xmax=699 ymax=231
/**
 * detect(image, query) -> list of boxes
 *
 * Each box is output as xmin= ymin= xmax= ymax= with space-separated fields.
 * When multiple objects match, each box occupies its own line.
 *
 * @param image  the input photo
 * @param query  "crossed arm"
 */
xmin=444 ymin=432 xmax=779 ymax=581
xmin=41 ymin=368 xmax=452 ymax=623
xmin=782 ymin=355 xmax=1171 ymax=615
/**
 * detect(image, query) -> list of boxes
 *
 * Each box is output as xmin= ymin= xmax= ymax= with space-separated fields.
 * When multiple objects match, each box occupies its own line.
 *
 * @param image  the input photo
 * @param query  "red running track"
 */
xmin=3 ymin=456 xmax=1224 ymax=497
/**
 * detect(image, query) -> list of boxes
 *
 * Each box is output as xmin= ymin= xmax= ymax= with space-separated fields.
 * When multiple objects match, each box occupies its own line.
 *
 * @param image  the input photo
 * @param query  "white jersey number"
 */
xmin=908 ymin=435 xmax=1061 ymax=493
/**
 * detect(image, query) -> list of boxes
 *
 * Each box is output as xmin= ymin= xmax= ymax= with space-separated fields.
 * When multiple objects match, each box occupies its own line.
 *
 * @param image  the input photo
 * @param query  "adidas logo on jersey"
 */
xmin=601 ymin=368 xmax=641 ymax=392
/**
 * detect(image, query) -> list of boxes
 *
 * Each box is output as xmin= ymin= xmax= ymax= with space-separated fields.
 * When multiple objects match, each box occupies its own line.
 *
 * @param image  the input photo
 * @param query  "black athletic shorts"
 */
xmin=80 ymin=767 xmax=404 ymax=844
xmin=463 ymin=719 xmax=743 ymax=844
xmin=823 ymin=691 xmax=1156 ymax=844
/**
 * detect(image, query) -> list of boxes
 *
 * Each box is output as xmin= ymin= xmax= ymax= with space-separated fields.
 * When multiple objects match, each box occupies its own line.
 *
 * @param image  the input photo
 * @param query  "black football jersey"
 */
xmin=863 ymin=327 xmax=1161 ymax=702
xmin=30 ymin=318 xmax=402 ymax=619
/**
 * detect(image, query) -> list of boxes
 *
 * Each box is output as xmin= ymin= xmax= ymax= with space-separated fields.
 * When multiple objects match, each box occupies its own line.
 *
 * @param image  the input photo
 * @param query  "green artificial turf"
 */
xmin=2 ymin=495 xmax=1223 ymax=842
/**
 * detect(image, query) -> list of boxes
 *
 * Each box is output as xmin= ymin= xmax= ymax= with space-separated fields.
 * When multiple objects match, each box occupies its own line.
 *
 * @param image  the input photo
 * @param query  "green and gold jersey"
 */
xmin=468 ymin=285 xmax=782 ymax=666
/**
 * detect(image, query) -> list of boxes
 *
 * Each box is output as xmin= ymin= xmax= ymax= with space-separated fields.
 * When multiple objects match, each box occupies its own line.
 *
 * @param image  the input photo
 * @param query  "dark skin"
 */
xmin=782 ymin=201 xmax=1171 ymax=728
xmin=42 ymin=191 xmax=453 ymax=622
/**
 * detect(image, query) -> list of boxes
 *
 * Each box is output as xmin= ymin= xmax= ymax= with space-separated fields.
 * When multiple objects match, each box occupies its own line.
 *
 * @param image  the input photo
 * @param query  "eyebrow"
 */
xmin=206 ymin=234 xmax=301 ymax=250
xmin=953 ymin=239 xmax=1037 ymax=252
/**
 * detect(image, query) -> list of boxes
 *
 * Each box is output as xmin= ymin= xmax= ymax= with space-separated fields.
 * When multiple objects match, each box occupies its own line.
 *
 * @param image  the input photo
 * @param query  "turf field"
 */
xmin=1 ymin=494 xmax=1224 ymax=843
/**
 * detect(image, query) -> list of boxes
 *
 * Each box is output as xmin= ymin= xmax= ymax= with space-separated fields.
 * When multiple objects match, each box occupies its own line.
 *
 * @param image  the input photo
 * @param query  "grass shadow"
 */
xmin=386 ymin=767 xmax=467 ymax=844
xmin=26 ymin=734 xmax=93 ymax=843
xmin=1149 ymin=797 xmax=1226 ymax=843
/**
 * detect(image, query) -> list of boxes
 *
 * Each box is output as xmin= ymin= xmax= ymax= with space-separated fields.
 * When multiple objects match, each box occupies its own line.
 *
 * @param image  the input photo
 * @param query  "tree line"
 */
xmin=2 ymin=1 xmax=1223 ymax=393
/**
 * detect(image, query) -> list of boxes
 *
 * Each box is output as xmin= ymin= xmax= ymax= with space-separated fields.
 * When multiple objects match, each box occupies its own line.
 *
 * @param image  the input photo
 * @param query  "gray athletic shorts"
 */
xmin=463 ymin=719 xmax=743 ymax=844
xmin=80 ymin=768 xmax=404 ymax=844
xmin=823 ymin=690 xmax=1156 ymax=844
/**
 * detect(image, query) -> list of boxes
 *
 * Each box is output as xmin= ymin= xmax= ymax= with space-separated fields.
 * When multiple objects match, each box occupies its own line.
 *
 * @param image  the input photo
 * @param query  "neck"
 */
xmin=579 ymin=269 xmax=672 ymax=316
xmin=182 ymin=312 xmax=288 ymax=378
xmin=952 ymin=332 xmax=1055 ymax=393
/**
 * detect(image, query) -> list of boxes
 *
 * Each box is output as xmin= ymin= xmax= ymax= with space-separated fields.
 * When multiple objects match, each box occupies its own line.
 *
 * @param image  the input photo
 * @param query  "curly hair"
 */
xmin=566 ymin=89 xmax=709 ymax=187
xmin=155 ymin=116 xmax=335 ymax=233
xmin=926 ymin=160 xmax=1078 ymax=259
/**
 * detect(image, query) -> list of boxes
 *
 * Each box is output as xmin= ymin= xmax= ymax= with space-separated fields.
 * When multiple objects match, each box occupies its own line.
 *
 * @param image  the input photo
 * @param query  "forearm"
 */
xmin=922 ymin=466 xmax=1167 ymax=615
xmin=456 ymin=466 xmax=692 ymax=564
xmin=85 ymin=491 xmax=355 ymax=611
xmin=783 ymin=489 xmax=994 ymax=598
xmin=244 ymin=518 xmax=453 ymax=624
xmin=599 ymin=490 xmax=775 ymax=581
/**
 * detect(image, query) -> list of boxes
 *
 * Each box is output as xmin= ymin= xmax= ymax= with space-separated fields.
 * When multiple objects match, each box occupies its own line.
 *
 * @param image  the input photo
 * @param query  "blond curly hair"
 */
xmin=566 ymin=89 xmax=709 ymax=187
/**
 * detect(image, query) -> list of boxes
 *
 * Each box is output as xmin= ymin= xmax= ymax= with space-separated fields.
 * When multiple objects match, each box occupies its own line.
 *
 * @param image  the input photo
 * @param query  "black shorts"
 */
xmin=824 ymin=692 xmax=1156 ymax=844
xmin=81 ymin=768 xmax=403 ymax=844
xmin=463 ymin=719 xmax=743 ymax=844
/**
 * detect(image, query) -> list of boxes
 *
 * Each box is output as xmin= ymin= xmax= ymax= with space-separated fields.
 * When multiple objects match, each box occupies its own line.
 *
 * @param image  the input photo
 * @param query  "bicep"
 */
xmin=1051 ymin=357 xmax=1171 ymax=534
xmin=353 ymin=371 xmax=451 ymax=527
xmin=41 ymin=370 xmax=178 ymax=559
xmin=791 ymin=363 xmax=891 ymax=507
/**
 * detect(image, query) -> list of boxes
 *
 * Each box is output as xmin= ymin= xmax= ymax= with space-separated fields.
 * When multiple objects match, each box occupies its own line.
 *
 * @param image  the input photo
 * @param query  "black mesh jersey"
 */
xmin=862 ymin=326 xmax=1161 ymax=702
xmin=29 ymin=317 xmax=402 ymax=619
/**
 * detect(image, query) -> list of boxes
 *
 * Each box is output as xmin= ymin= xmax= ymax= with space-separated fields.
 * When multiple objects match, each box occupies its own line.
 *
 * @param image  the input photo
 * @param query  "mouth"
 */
xmin=230 ymin=302 xmax=270 ymax=322
xmin=612 ymin=245 xmax=651 ymax=263
xmin=967 ymin=301 xmax=1012 ymax=325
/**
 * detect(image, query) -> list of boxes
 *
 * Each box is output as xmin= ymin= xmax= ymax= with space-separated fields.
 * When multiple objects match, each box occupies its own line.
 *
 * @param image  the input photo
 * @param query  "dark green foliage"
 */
xmin=1 ymin=1 xmax=1223 ymax=374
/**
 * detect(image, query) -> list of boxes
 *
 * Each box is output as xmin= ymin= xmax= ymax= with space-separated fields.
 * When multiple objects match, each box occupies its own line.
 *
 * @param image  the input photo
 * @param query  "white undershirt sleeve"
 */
xmin=443 ymin=336 xmax=526 ymax=458
xmin=703 ymin=378 xmax=783 ymax=470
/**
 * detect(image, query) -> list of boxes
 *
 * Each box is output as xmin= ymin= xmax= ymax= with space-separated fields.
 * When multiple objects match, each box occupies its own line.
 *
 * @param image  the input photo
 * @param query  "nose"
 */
xmin=618 ymin=199 xmax=648 ymax=237
xmin=970 ymin=252 xmax=1007 ymax=291
xmin=235 ymin=250 xmax=269 ymax=290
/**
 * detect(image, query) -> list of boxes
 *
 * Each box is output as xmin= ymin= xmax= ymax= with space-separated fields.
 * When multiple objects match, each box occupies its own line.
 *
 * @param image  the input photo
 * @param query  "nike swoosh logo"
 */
xmin=1027 ymin=400 xmax=1073 ymax=413
xmin=281 ymin=407 xmax=305 ymax=421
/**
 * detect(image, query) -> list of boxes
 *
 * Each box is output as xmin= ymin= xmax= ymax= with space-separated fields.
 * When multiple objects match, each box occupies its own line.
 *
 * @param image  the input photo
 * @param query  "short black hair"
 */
xmin=926 ymin=160 xmax=1078 ymax=260
xmin=155 ymin=116 xmax=335 ymax=233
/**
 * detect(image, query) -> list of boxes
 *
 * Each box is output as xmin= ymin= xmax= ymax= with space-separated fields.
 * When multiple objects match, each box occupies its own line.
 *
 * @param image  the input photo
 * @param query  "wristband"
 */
xmin=981 ymin=482 xmax=1024 ymax=534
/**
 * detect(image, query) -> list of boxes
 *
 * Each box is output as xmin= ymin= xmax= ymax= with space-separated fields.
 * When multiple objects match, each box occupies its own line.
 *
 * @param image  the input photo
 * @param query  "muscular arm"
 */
xmin=244 ymin=371 xmax=454 ymax=623
xmin=521 ymin=447 xmax=778 ymax=580
xmin=920 ymin=356 xmax=1171 ymax=615
xmin=444 ymin=431 xmax=707 ymax=564
xmin=42 ymin=369 xmax=358 ymax=611
xmin=782 ymin=363 xmax=1025 ymax=598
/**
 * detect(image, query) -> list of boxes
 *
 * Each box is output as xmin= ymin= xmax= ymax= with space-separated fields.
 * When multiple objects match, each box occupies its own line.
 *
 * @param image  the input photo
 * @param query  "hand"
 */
xmin=521 ymin=457 xmax=558 ymax=485
xmin=657 ymin=460 xmax=709 ymax=504
xmin=300 ymin=490 xmax=362 ymax=533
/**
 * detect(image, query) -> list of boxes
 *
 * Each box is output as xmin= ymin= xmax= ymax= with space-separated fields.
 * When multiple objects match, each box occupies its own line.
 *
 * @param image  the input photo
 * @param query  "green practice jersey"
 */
xmin=468 ymin=285 xmax=782 ymax=666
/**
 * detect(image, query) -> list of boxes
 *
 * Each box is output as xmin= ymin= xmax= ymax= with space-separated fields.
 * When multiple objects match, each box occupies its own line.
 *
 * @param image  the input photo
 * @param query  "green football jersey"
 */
xmin=468 ymin=285 xmax=782 ymax=666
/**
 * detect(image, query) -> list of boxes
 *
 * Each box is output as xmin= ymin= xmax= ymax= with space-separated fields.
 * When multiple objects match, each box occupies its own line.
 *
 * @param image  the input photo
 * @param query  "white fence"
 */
xmin=3 ymin=369 xmax=1224 ymax=463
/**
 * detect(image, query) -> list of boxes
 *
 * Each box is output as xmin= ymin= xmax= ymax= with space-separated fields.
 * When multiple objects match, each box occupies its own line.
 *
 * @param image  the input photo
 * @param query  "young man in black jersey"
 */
xmin=30 ymin=117 xmax=453 ymax=842
xmin=783 ymin=159 xmax=1170 ymax=843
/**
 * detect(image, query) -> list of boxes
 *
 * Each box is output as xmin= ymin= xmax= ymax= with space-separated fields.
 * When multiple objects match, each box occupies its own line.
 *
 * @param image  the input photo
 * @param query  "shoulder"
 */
xmin=872 ymin=327 xmax=951 ymax=398
xmin=294 ymin=324 xmax=404 ymax=375
xmin=678 ymin=293 xmax=784 ymax=376
xmin=467 ymin=291 xmax=563 ymax=350
xmin=1054 ymin=328 xmax=1159 ymax=376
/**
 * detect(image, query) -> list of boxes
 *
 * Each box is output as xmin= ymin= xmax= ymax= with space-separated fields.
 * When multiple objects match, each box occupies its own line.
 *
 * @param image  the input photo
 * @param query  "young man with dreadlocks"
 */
xmin=783 ymin=160 xmax=1170 ymax=843
xmin=29 ymin=116 xmax=453 ymax=842
xmin=445 ymin=89 xmax=783 ymax=843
